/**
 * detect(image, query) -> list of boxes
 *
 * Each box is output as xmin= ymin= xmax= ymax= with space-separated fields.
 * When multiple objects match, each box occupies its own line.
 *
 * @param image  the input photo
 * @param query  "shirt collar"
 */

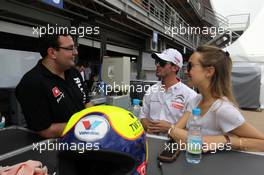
xmin=161 ymin=77 xmax=181 ymax=92
xmin=37 ymin=59 xmax=70 ymax=79
xmin=37 ymin=59 xmax=54 ymax=77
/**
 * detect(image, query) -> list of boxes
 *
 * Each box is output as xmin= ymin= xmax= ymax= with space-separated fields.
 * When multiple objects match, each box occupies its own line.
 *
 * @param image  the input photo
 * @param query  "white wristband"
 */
xmin=168 ymin=125 xmax=175 ymax=135
xmin=168 ymin=128 xmax=172 ymax=135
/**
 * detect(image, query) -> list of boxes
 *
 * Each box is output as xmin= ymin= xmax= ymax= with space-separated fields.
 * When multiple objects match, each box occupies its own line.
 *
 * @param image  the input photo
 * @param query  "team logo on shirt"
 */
xmin=171 ymin=95 xmax=185 ymax=110
xmin=52 ymin=86 xmax=62 ymax=97
xmin=171 ymin=102 xmax=184 ymax=110
xmin=52 ymin=86 xmax=65 ymax=103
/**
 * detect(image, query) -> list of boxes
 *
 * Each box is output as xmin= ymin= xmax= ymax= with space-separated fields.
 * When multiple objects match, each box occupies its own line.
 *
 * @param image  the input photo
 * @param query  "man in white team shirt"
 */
xmin=139 ymin=48 xmax=197 ymax=134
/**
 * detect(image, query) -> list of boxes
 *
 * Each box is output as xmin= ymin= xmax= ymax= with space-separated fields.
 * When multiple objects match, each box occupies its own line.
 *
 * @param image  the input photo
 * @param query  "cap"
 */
xmin=152 ymin=48 xmax=183 ymax=68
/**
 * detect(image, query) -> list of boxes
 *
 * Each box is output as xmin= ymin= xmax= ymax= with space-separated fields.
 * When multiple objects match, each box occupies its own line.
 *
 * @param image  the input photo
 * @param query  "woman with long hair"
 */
xmin=169 ymin=45 xmax=264 ymax=152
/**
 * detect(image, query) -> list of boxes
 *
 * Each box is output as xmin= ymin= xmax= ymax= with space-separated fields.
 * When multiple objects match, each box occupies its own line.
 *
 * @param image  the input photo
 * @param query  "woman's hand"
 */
xmin=169 ymin=127 xmax=188 ymax=143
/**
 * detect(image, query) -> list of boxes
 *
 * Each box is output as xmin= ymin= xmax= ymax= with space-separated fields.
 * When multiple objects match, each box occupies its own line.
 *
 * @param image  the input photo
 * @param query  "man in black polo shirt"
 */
xmin=16 ymin=34 xmax=92 ymax=138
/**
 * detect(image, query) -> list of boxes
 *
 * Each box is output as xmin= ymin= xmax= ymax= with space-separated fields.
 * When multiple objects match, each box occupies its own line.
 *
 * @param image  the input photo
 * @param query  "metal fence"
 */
xmin=132 ymin=0 xmax=199 ymax=47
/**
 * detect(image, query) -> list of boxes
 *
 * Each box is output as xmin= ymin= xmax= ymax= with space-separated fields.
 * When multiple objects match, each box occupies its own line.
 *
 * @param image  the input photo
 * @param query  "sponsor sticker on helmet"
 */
xmin=108 ymin=111 xmax=144 ymax=140
xmin=74 ymin=115 xmax=110 ymax=142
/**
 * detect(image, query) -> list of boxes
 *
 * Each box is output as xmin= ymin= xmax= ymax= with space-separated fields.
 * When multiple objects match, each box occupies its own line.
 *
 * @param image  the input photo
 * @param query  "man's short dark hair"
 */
xmin=38 ymin=34 xmax=70 ymax=58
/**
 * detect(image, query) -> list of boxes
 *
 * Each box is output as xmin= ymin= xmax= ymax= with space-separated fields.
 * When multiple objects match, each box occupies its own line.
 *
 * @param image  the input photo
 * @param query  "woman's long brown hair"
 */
xmin=196 ymin=45 xmax=237 ymax=104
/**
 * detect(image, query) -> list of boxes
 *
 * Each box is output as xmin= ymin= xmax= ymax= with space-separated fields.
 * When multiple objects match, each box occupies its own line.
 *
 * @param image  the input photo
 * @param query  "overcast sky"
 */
xmin=210 ymin=0 xmax=264 ymax=23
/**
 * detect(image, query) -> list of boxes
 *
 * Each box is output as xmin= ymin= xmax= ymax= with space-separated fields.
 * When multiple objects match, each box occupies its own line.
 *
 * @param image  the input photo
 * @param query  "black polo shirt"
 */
xmin=16 ymin=60 xmax=90 ymax=132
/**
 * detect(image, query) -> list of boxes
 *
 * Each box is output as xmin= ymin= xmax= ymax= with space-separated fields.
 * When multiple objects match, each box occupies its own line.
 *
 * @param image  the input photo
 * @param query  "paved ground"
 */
xmin=241 ymin=109 xmax=264 ymax=133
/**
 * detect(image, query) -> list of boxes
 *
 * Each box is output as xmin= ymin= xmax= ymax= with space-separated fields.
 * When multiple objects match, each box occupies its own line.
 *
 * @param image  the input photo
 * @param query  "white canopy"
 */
xmin=225 ymin=8 xmax=264 ymax=62
xmin=225 ymin=8 xmax=264 ymax=109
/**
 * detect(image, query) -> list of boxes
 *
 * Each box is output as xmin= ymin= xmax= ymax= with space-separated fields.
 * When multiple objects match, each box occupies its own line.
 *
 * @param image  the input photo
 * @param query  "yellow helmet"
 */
xmin=59 ymin=105 xmax=147 ymax=175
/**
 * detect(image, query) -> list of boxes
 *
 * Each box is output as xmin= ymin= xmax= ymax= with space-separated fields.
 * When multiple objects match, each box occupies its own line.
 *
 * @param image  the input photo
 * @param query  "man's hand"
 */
xmin=148 ymin=120 xmax=172 ymax=134
xmin=140 ymin=118 xmax=157 ymax=132
xmin=38 ymin=123 xmax=66 ymax=138
xmin=85 ymin=102 xmax=93 ymax=108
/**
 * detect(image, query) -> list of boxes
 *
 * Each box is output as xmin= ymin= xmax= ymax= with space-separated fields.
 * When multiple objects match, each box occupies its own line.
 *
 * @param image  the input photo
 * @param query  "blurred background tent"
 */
xmin=225 ymin=8 xmax=264 ymax=109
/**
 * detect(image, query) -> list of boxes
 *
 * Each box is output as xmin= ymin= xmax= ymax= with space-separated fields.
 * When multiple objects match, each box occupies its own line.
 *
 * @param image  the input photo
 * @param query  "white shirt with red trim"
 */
xmin=139 ymin=81 xmax=197 ymax=124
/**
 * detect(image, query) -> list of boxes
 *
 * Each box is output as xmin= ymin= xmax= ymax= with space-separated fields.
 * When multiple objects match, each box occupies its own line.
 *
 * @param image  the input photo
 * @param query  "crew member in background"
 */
xmin=75 ymin=60 xmax=86 ymax=81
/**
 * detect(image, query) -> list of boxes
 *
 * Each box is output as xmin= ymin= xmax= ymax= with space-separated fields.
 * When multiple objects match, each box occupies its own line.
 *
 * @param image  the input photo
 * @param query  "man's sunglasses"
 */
xmin=155 ymin=58 xmax=171 ymax=67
